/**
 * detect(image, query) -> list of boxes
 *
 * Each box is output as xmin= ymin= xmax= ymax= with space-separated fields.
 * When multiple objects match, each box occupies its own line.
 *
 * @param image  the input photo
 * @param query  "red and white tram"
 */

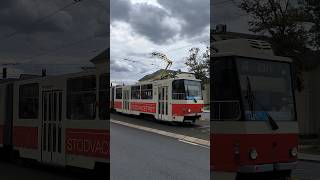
xmin=210 ymin=39 xmax=299 ymax=180
xmin=110 ymin=73 xmax=204 ymax=123
xmin=0 ymin=68 xmax=109 ymax=170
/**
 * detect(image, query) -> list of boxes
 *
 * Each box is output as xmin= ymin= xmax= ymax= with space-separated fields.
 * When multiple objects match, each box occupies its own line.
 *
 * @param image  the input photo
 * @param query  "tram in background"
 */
xmin=210 ymin=39 xmax=299 ymax=180
xmin=0 ymin=65 xmax=109 ymax=171
xmin=110 ymin=73 xmax=204 ymax=124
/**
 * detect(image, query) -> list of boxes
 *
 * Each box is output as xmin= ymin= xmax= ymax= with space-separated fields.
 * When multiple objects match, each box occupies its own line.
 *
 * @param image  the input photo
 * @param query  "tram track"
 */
xmin=110 ymin=113 xmax=210 ymax=140
xmin=111 ymin=118 xmax=210 ymax=147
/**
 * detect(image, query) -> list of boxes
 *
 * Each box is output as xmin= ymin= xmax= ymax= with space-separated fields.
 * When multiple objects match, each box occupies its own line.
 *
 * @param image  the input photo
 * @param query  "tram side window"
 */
xmin=67 ymin=76 xmax=96 ymax=120
xmin=212 ymin=59 xmax=241 ymax=121
xmin=116 ymin=88 xmax=122 ymax=99
xmin=131 ymin=86 xmax=141 ymax=99
xmin=19 ymin=83 xmax=39 ymax=119
xmin=99 ymin=74 xmax=108 ymax=120
xmin=141 ymin=84 xmax=152 ymax=99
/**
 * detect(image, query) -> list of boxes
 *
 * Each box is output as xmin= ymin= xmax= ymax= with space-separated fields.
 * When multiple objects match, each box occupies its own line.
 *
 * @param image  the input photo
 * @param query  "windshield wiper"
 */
xmin=246 ymin=76 xmax=279 ymax=131
xmin=267 ymin=113 xmax=279 ymax=130
xmin=193 ymin=97 xmax=198 ymax=103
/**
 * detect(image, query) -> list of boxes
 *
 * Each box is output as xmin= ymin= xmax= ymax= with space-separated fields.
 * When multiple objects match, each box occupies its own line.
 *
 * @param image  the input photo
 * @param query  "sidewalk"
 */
xmin=200 ymin=110 xmax=210 ymax=121
xmin=298 ymin=141 xmax=320 ymax=162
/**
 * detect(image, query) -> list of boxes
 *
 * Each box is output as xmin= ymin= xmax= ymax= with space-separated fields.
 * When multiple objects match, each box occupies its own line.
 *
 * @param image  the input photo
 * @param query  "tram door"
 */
xmin=158 ymin=86 xmax=168 ymax=120
xmin=42 ymin=91 xmax=64 ymax=165
xmin=123 ymin=90 xmax=130 ymax=112
xmin=3 ymin=84 xmax=13 ymax=147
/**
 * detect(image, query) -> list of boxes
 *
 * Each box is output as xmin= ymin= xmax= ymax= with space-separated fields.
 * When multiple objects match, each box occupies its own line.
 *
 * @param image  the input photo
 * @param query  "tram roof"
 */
xmin=212 ymin=52 xmax=292 ymax=63
xmin=212 ymin=39 xmax=292 ymax=63
xmin=113 ymin=75 xmax=200 ymax=88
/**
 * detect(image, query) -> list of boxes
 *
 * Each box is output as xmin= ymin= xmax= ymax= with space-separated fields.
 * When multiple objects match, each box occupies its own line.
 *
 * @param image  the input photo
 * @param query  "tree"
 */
xmin=238 ymin=0 xmax=308 ymax=57
xmin=303 ymin=0 xmax=320 ymax=49
xmin=185 ymin=47 xmax=210 ymax=83
xmin=238 ymin=0 xmax=308 ymax=91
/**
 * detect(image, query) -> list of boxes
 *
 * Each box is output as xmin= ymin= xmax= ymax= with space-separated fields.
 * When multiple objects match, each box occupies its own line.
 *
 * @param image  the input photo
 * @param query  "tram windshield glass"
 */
xmin=172 ymin=80 xmax=202 ymax=100
xmin=236 ymin=57 xmax=296 ymax=121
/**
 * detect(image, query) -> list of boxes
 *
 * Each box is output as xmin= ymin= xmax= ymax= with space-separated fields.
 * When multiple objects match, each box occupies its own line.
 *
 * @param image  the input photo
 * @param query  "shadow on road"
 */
xmin=0 ymin=159 xmax=109 ymax=179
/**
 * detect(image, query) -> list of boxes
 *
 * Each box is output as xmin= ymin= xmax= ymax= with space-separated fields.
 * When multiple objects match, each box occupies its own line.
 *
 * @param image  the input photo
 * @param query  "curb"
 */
xmin=298 ymin=153 xmax=320 ymax=163
xmin=111 ymin=119 xmax=210 ymax=147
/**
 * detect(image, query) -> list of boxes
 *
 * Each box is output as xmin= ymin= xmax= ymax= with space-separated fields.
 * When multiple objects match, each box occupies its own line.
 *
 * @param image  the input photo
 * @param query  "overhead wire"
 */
xmin=0 ymin=0 xmax=99 ymax=67
xmin=0 ymin=0 xmax=85 ymax=41
xmin=0 ymin=30 xmax=107 ymax=67
xmin=110 ymin=38 xmax=209 ymax=73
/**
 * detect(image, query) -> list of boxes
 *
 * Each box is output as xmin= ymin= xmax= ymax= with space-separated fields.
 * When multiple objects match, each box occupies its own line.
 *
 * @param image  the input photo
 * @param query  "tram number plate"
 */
xmin=245 ymin=111 xmax=268 ymax=121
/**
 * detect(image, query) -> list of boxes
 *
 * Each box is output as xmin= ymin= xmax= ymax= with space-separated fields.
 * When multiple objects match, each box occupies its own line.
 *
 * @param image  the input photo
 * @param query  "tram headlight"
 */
xmin=188 ymin=108 xmax=191 ymax=113
xmin=249 ymin=149 xmax=258 ymax=160
xmin=290 ymin=147 xmax=298 ymax=157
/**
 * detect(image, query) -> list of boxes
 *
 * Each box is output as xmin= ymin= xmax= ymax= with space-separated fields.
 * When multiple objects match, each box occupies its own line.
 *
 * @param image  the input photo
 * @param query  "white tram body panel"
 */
xmin=111 ymin=74 xmax=205 ymax=123
xmin=0 ymin=69 xmax=109 ymax=170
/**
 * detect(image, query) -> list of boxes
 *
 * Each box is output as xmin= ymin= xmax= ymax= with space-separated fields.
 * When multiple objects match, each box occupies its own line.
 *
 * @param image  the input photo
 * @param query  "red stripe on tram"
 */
xmin=13 ymin=126 xmax=38 ymax=149
xmin=66 ymin=128 xmax=110 ymax=159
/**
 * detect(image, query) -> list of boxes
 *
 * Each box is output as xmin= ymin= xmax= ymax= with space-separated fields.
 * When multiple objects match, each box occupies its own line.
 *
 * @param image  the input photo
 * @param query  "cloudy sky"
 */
xmin=211 ymin=0 xmax=251 ymax=33
xmin=110 ymin=0 xmax=210 ymax=84
xmin=0 ymin=0 xmax=108 ymax=77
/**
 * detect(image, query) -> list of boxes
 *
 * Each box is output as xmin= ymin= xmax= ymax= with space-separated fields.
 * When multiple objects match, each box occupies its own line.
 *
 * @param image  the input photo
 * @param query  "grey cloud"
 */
xmin=129 ymin=3 xmax=178 ymax=44
xmin=111 ymin=0 xmax=209 ymax=44
xmin=111 ymin=0 xmax=131 ymax=21
xmin=0 ymin=0 xmax=73 ymax=33
xmin=211 ymin=0 xmax=251 ymax=33
xmin=158 ymin=0 xmax=210 ymax=37
xmin=0 ymin=0 xmax=109 ymax=75
xmin=111 ymin=60 xmax=131 ymax=72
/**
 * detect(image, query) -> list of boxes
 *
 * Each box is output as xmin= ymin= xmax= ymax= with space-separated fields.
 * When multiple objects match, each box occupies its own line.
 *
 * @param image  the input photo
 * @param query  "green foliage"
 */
xmin=239 ymin=0 xmax=308 ymax=57
xmin=185 ymin=47 xmax=209 ymax=83
xmin=303 ymin=0 xmax=320 ymax=49
xmin=238 ymin=0 xmax=312 ymax=91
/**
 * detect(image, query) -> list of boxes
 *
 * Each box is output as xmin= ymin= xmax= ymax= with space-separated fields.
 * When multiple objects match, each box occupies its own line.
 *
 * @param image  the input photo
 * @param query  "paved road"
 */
xmin=293 ymin=161 xmax=320 ymax=180
xmin=0 ymin=160 xmax=106 ymax=180
xmin=111 ymin=112 xmax=210 ymax=140
xmin=110 ymin=122 xmax=210 ymax=180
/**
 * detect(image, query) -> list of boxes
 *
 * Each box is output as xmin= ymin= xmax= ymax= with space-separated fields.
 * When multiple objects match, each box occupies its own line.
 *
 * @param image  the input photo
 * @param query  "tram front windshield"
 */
xmin=236 ymin=58 xmax=295 ymax=121
xmin=172 ymin=80 xmax=202 ymax=100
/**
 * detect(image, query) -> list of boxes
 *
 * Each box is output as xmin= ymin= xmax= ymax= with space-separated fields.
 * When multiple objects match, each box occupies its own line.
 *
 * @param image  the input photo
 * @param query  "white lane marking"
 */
xmin=178 ymin=139 xmax=210 ymax=149
xmin=111 ymin=119 xmax=210 ymax=147
xmin=178 ymin=139 xmax=200 ymax=146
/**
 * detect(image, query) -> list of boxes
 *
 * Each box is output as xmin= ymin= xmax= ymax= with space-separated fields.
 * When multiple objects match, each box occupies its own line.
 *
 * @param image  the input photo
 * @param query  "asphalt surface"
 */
xmin=0 ymin=111 xmax=318 ymax=180
xmin=0 ymin=160 xmax=107 ymax=180
xmin=293 ymin=161 xmax=320 ymax=180
xmin=110 ymin=122 xmax=210 ymax=180
xmin=111 ymin=112 xmax=210 ymax=140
